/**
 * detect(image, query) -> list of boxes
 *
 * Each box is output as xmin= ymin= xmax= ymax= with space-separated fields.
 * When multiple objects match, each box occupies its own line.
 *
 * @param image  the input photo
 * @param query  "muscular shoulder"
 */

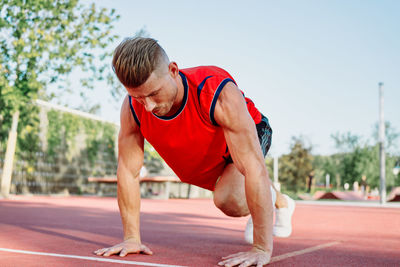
xmin=120 ymin=95 xmax=140 ymax=136
xmin=213 ymin=82 xmax=251 ymax=130
xmin=181 ymin=66 xmax=238 ymax=125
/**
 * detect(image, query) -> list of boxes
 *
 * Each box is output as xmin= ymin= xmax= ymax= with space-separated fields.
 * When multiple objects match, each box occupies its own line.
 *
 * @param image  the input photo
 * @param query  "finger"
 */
xmin=218 ymin=256 xmax=247 ymax=267
xmin=219 ymin=257 xmax=236 ymax=266
xmin=219 ymin=257 xmax=238 ymax=266
xmin=239 ymin=259 xmax=254 ymax=267
xmin=225 ymin=257 xmax=250 ymax=267
xmin=94 ymin=248 xmax=108 ymax=256
xmin=140 ymin=245 xmax=153 ymax=255
xmin=119 ymin=248 xmax=128 ymax=257
xmin=221 ymin=252 xmax=246 ymax=260
xmin=103 ymin=246 xmax=123 ymax=257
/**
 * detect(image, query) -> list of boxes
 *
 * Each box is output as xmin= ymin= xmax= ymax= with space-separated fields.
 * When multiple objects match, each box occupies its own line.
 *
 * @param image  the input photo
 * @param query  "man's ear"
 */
xmin=168 ymin=62 xmax=179 ymax=77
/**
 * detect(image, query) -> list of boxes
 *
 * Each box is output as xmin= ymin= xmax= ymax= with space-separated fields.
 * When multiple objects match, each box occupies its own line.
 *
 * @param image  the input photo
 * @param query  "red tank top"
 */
xmin=129 ymin=66 xmax=262 ymax=190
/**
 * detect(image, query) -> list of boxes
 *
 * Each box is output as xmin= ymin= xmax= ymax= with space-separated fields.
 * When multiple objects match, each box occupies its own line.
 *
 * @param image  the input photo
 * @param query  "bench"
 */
xmin=88 ymin=175 xmax=182 ymax=199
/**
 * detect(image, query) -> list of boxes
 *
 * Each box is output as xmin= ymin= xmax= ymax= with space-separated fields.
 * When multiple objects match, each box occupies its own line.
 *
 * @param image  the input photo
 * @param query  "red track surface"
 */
xmin=0 ymin=196 xmax=399 ymax=266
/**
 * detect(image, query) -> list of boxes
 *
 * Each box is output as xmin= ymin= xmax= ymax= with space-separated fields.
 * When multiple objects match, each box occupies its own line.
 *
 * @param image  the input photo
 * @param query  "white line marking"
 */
xmin=0 ymin=248 xmax=187 ymax=267
xmin=270 ymin=241 xmax=340 ymax=263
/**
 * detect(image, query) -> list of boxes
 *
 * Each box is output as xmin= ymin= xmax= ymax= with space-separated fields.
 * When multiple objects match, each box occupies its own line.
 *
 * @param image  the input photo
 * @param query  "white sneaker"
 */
xmin=273 ymin=194 xmax=295 ymax=238
xmin=244 ymin=216 xmax=253 ymax=244
xmin=244 ymin=194 xmax=295 ymax=243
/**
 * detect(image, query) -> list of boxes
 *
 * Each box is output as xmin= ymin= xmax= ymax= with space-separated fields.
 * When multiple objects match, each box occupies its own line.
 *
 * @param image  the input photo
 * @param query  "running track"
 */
xmin=0 ymin=196 xmax=399 ymax=266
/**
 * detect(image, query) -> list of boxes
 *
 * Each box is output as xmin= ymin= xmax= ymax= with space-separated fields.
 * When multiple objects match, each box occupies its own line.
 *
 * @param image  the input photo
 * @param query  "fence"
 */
xmin=0 ymin=101 xmax=119 ymax=195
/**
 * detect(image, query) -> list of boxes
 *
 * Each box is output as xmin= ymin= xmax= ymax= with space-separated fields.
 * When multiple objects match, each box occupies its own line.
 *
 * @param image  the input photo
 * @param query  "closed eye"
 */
xmin=149 ymin=89 xmax=160 ymax=97
xmin=131 ymin=89 xmax=160 ymax=99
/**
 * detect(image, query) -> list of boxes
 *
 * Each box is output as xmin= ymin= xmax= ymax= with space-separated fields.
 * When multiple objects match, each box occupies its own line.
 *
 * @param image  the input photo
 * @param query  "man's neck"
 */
xmin=166 ymin=73 xmax=184 ymax=116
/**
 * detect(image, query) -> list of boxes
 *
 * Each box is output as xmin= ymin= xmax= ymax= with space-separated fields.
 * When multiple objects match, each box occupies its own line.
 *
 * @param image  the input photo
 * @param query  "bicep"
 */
xmin=214 ymin=83 xmax=264 ymax=175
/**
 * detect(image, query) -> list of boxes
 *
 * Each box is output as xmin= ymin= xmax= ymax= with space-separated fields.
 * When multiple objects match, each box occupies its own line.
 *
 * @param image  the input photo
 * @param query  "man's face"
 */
xmin=127 ymin=64 xmax=179 ymax=117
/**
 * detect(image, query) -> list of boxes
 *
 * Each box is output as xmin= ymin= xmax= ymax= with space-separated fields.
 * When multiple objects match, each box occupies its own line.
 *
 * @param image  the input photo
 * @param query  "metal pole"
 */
xmin=325 ymin=174 xmax=330 ymax=189
xmin=378 ymin=82 xmax=386 ymax=204
xmin=35 ymin=99 xmax=119 ymax=126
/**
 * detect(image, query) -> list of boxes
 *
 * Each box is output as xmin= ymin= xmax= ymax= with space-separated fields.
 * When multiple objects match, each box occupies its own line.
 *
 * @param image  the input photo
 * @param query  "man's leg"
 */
xmin=213 ymin=163 xmax=287 ymax=217
xmin=214 ymin=113 xmax=295 ymax=242
xmin=213 ymin=163 xmax=249 ymax=217
xmin=213 ymin=162 xmax=295 ymax=241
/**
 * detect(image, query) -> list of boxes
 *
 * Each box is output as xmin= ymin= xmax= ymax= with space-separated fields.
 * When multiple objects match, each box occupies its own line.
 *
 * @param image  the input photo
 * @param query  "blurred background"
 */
xmin=0 ymin=0 xmax=399 ymax=200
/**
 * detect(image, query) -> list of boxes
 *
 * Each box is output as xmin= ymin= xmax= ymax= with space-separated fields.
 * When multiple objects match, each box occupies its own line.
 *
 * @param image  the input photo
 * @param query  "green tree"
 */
xmin=372 ymin=121 xmax=400 ymax=155
xmin=311 ymin=155 xmax=338 ymax=189
xmin=353 ymin=145 xmax=398 ymax=191
xmin=0 ymin=0 xmax=120 ymax=145
xmin=331 ymin=132 xmax=364 ymax=153
xmin=279 ymin=137 xmax=313 ymax=192
xmin=326 ymin=125 xmax=399 ymax=192
xmin=330 ymin=132 xmax=365 ymax=188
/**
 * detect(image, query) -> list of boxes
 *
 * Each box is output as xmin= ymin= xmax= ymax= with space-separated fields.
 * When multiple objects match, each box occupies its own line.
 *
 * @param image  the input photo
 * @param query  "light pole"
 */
xmin=378 ymin=82 xmax=386 ymax=204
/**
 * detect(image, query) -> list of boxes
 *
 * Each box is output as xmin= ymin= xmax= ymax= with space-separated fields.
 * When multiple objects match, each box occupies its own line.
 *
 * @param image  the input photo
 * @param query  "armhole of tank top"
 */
xmin=128 ymin=96 xmax=141 ymax=127
xmin=196 ymin=75 xmax=214 ymax=125
xmin=209 ymin=78 xmax=236 ymax=126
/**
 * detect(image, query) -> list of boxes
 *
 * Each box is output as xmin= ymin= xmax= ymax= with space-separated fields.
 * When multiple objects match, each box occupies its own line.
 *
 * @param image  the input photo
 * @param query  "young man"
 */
xmin=94 ymin=37 xmax=295 ymax=267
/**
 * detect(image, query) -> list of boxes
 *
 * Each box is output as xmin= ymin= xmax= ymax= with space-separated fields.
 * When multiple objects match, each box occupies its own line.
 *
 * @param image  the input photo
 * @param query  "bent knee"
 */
xmin=213 ymin=193 xmax=249 ymax=217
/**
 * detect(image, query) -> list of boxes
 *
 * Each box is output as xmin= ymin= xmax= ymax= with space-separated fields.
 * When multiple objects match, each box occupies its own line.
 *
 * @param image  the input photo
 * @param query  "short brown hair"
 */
xmin=112 ymin=37 xmax=169 ymax=88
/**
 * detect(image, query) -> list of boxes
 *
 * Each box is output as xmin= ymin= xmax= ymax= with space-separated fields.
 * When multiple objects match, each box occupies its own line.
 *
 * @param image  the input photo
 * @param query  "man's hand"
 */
xmin=218 ymin=247 xmax=271 ymax=267
xmin=94 ymin=238 xmax=153 ymax=257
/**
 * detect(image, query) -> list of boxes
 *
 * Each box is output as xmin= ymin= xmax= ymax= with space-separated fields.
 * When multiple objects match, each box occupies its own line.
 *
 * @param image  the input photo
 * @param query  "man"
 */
xmin=360 ymin=175 xmax=369 ymax=199
xmin=94 ymin=37 xmax=295 ymax=266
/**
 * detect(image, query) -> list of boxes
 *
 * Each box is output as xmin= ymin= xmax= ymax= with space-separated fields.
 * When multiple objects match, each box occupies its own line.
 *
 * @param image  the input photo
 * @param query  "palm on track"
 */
xmin=94 ymin=239 xmax=153 ymax=257
xmin=218 ymin=247 xmax=271 ymax=267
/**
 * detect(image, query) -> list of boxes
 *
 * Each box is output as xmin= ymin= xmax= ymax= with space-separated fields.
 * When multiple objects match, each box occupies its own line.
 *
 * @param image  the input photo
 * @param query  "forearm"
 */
xmin=117 ymin=167 xmax=142 ymax=242
xmin=245 ymin=167 xmax=274 ymax=252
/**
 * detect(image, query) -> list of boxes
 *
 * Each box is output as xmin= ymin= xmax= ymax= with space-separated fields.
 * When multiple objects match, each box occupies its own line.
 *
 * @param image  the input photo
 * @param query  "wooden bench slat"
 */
xmin=88 ymin=176 xmax=181 ymax=183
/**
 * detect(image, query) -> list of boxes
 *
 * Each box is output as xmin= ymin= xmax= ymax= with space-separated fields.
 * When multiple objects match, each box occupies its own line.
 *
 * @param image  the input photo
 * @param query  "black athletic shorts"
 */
xmin=225 ymin=114 xmax=272 ymax=164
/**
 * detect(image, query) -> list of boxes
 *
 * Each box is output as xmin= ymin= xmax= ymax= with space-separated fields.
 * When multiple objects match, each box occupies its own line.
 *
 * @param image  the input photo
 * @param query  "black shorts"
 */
xmin=225 ymin=114 xmax=272 ymax=164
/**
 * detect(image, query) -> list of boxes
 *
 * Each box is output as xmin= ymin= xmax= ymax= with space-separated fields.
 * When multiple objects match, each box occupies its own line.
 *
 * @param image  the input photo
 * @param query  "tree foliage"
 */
xmin=0 ymin=0 xmax=120 ymax=145
xmin=313 ymin=125 xmax=400 ymax=191
xmin=279 ymin=136 xmax=313 ymax=192
xmin=372 ymin=121 xmax=400 ymax=155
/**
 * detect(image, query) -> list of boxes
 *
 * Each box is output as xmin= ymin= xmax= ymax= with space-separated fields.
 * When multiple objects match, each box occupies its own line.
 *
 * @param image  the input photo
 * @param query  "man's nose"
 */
xmin=143 ymin=98 xmax=156 ymax=112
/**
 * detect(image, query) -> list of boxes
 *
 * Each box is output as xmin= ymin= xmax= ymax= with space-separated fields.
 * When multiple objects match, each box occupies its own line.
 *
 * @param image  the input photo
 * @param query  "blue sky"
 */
xmin=75 ymin=0 xmax=399 ymax=156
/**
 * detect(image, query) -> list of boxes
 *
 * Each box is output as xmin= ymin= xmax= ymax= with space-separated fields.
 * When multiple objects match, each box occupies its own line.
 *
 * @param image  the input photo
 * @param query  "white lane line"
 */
xmin=270 ymin=241 xmax=340 ymax=263
xmin=0 ymin=248 xmax=187 ymax=267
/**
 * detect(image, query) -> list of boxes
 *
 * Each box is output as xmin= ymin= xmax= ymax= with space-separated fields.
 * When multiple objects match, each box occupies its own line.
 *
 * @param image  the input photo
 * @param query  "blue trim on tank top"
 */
xmin=197 ymin=75 xmax=213 ymax=104
xmin=209 ymin=78 xmax=236 ymax=126
xmin=128 ymin=96 xmax=141 ymax=127
xmin=154 ymin=71 xmax=188 ymax=120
